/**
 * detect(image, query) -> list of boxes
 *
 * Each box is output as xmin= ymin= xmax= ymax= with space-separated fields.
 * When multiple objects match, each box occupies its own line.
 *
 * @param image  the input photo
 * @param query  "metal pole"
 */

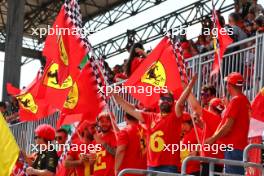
xmin=253 ymin=34 xmax=259 ymax=97
xmin=209 ymin=162 xmax=215 ymax=176
xmin=2 ymin=0 xmax=25 ymax=101
xmin=260 ymin=34 xmax=264 ymax=89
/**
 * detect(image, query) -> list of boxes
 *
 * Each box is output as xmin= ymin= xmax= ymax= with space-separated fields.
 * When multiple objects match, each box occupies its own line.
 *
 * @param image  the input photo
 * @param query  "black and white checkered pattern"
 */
xmin=87 ymin=56 xmax=107 ymax=106
xmin=64 ymin=0 xmax=82 ymax=28
xmin=64 ymin=0 xmax=92 ymax=52
xmin=172 ymin=37 xmax=188 ymax=84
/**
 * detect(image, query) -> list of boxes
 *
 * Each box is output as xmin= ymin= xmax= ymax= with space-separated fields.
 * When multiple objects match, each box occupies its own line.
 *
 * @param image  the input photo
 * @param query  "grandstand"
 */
xmin=0 ymin=0 xmax=264 ymax=175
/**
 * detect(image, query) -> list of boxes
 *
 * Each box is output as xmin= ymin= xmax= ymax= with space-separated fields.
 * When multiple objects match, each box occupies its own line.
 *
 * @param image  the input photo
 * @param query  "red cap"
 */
xmin=209 ymin=98 xmax=225 ymax=112
xmin=182 ymin=112 xmax=192 ymax=122
xmin=35 ymin=124 xmax=55 ymax=141
xmin=224 ymin=72 xmax=244 ymax=86
xmin=78 ymin=120 xmax=96 ymax=133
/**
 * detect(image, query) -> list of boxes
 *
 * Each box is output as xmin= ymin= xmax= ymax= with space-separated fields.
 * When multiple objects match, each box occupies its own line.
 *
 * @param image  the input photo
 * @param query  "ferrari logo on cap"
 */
xmin=58 ymin=35 xmax=69 ymax=66
xmin=17 ymin=93 xmax=38 ymax=114
xmin=141 ymin=61 xmax=166 ymax=87
xmin=64 ymin=83 xmax=79 ymax=109
xmin=43 ymin=63 xmax=73 ymax=89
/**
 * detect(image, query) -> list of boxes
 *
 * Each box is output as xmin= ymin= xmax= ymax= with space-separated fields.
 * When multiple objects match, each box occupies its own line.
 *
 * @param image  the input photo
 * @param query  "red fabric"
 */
xmin=57 ymin=113 xmax=83 ymax=129
xmin=141 ymin=111 xmax=181 ymax=167
xmin=67 ymin=140 xmax=93 ymax=176
xmin=6 ymin=83 xmax=21 ymax=95
xmin=251 ymin=88 xmax=264 ymax=122
xmin=7 ymin=75 xmax=55 ymax=121
xmin=42 ymin=5 xmax=87 ymax=84
xmin=10 ymin=161 xmax=26 ymax=176
xmin=117 ymin=123 xmax=147 ymax=176
xmin=246 ymin=136 xmax=262 ymax=176
xmin=114 ymin=73 xmax=127 ymax=82
xmin=124 ymin=37 xmax=183 ymax=107
xmin=211 ymin=10 xmax=233 ymax=76
xmin=93 ymin=131 xmax=116 ymax=176
xmin=39 ymin=61 xmax=73 ymax=109
xmin=130 ymin=57 xmax=143 ymax=74
xmin=217 ymin=94 xmax=251 ymax=150
xmin=58 ymin=63 xmax=105 ymax=127
xmin=200 ymin=109 xmax=224 ymax=159
xmin=182 ymin=128 xmax=202 ymax=174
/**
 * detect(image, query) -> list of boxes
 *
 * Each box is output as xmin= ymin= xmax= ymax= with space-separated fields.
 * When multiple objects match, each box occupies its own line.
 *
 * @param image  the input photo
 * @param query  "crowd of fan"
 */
xmin=0 ymin=96 xmax=19 ymax=124
xmin=7 ymin=1 xmax=264 ymax=176
xmin=103 ymin=0 xmax=264 ymax=85
xmin=14 ymin=71 xmax=253 ymax=176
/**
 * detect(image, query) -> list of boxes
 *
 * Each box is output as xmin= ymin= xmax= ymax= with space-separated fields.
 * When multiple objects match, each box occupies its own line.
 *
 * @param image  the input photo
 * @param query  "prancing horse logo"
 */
xmin=141 ymin=61 xmax=166 ymax=87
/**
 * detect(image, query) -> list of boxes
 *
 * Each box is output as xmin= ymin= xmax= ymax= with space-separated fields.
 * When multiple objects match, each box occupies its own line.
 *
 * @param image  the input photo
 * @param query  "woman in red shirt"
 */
xmin=125 ymin=43 xmax=147 ymax=77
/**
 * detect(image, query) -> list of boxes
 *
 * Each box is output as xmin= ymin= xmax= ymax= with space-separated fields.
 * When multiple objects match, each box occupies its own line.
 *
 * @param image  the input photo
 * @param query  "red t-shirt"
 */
xmin=117 ymin=123 xmax=147 ymax=176
xmin=181 ymin=128 xmax=201 ymax=174
xmin=141 ymin=111 xmax=181 ymax=167
xmin=93 ymin=131 xmax=116 ymax=176
xmin=130 ymin=57 xmax=143 ymax=74
xmin=67 ymin=140 xmax=92 ymax=176
xmin=217 ymin=94 xmax=251 ymax=150
xmin=201 ymin=109 xmax=224 ymax=159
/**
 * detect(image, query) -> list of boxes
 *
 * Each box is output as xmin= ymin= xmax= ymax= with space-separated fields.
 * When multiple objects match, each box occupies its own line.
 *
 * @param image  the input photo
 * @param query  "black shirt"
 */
xmin=32 ymin=150 xmax=58 ymax=173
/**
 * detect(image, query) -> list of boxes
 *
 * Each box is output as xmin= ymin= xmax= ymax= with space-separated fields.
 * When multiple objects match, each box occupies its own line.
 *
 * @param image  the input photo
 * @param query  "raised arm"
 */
xmin=175 ymin=74 xmax=198 ymax=117
xmin=112 ymin=93 xmax=144 ymax=122
xmin=187 ymin=92 xmax=203 ymax=116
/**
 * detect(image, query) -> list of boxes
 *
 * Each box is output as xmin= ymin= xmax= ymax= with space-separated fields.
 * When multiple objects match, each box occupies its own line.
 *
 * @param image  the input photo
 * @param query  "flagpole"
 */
xmin=88 ymin=49 xmax=121 ymax=125
xmin=212 ymin=0 xmax=225 ymax=98
xmin=168 ymin=32 xmax=201 ymax=145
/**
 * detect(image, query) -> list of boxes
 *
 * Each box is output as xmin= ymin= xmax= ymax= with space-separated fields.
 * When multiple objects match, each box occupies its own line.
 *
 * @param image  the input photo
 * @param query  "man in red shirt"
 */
xmin=93 ymin=112 xmax=117 ymax=176
xmin=206 ymin=72 xmax=251 ymax=175
xmin=64 ymin=121 xmax=96 ymax=176
xmin=180 ymin=113 xmax=201 ymax=176
xmin=115 ymin=113 xmax=147 ymax=176
xmin=113 ymin=76 xmax=199 ymax=174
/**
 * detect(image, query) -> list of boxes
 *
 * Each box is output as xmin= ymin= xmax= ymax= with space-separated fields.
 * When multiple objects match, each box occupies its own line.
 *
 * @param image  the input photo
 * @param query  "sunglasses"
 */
xmin=34 ymin=136 xmax=40 ymax=140
xmin=55 ymin=136 xmax=63 ymax=140
xmin=160 ymin=96 xmax=173 ymax=102
xmin=201 ymin=92 xmax=210 ymax=97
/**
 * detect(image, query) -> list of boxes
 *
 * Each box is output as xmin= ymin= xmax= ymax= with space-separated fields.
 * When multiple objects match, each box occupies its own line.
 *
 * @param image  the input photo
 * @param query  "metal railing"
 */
xmin=181 ymin=156 xmax=264 ymax=176
xmin=243 ymin=144 xmax=264 ymax=162
xmin=118 ymin=169 xmax=181 ymax=176
xmin=10 ymin=112 xmax=59 ymax=153
xmin=185 ymin=33 xmax=264 ymax=101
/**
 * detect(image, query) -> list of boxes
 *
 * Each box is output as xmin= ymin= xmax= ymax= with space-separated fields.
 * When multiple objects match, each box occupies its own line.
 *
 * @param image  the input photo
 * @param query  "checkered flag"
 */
xmin=171 ymin=36 xmax=189 ymax=84
xmin=87 ymin=56 xmax=107 ymax=106
xmin=64 ymin=0 xmax=92 ymax=52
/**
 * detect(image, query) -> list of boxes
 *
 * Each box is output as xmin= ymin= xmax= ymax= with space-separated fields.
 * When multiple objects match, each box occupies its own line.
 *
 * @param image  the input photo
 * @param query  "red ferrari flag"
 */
xmin=43 ymin=0 xmax=91 ymax=83
xmin=210 ymin=10 xmax=233 ymax=76
xmin=124 ymin=37 xmax=183 ymax=107
xmin=57 ymin=61 xmax=106 ymax=127
xmin=7 ymin=74 xmax=55 ymax=121
xmin=251 ymin=87 xmax=264 ymax=122
xmin=39 ymin=61 xmax=74 ymax=109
